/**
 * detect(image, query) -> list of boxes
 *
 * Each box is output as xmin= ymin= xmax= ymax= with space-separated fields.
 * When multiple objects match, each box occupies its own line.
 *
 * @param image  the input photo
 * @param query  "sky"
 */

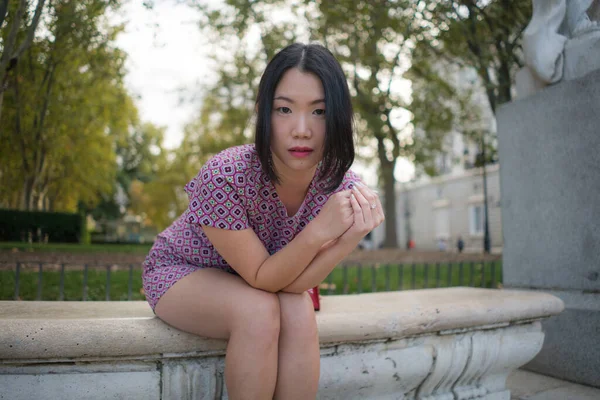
xmin=115 ymin=1 xmax=213 ymax=150
xmin=114 ymin=1 xmax=415 ymax=185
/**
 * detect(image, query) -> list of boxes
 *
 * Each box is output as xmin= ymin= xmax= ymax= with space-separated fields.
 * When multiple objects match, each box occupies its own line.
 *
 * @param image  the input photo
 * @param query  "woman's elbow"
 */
xmin=249 ymin=277 xmax=282 ymax=293
xmin=278 ymin=284 xmax=307 ymax=294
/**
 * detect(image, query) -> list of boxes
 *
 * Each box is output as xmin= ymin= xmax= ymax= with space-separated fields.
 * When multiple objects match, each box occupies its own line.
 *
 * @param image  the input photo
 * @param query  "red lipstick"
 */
xmin=289 ymin=146 xmax=313 ymax=158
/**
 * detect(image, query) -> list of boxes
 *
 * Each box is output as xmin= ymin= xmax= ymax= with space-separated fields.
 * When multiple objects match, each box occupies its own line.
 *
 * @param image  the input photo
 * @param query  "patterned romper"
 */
xmin=142 ymin=144 xmax=360 ymax=311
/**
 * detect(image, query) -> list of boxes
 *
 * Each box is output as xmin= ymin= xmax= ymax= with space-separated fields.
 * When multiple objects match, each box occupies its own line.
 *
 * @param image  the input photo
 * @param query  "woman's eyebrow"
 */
xmin=273 ymin=96 xmax=325 ymax=105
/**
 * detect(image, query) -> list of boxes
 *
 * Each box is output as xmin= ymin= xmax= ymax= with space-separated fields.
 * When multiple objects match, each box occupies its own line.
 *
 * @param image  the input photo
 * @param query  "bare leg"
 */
xmin=154 ymin=268 xmax=280 ymax=400
xmin=273 ymin=292 xmax=320 ymax=400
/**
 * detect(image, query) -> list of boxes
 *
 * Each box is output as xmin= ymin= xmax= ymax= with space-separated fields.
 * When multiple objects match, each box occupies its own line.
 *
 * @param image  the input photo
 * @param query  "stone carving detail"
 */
xmin=417 ymin=335 xmax=471 ymax=400
xmin=524 ymin=0 xmax=600 ymax=83
xmin=416 ymin=323 xmax=545 ymax=400
xmin=317 ymin=342 xmax=433 ymax=399
xmin=518 ymin=0 xmax=600 ymax=97
xmin=157 ymin=323 xmax=545 ymax=400
xmin=162 ymin=358 xmax=225 ymax=400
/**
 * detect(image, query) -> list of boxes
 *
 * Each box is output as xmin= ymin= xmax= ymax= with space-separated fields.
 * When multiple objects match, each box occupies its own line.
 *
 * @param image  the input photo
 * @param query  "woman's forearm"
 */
xmin=254 ymin=223 xmax=328 ymax=292
xmin=279 ymin=238 xmax=357 ymax=293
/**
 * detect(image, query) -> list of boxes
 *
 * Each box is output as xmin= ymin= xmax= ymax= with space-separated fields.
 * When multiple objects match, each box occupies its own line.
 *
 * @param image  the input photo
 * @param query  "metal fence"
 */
xmin=0 ymin=260 xmax=502 ymax=301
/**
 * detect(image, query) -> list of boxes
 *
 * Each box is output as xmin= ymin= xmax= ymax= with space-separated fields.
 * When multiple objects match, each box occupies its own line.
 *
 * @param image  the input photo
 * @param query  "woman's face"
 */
xmin=270 ymin=68 xmax=326 ymax=177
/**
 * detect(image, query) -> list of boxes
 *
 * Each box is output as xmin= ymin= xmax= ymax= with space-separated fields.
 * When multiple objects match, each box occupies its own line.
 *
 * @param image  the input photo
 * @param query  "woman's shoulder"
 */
xmin=203 ymin=144 xmax=257 ymax=170
xmin=201 ymin=144 xmax=261 ymax=180
xmin=185 ymin=144 xmax=259 ymax=195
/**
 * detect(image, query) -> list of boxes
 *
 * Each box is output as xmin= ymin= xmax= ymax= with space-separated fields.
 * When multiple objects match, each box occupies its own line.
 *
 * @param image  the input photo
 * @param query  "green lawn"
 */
xmin=322 ymin=262 xmax=502 ymax=294
xmin=0 ymin=242 xmax=153 ymax=254
xmin=0 ymin=262 xmax=502 ymax=301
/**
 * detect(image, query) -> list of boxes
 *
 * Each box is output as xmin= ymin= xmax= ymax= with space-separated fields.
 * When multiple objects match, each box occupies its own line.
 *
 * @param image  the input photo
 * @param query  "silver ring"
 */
xmin=370 ymin=203 xmax=376 ymax=209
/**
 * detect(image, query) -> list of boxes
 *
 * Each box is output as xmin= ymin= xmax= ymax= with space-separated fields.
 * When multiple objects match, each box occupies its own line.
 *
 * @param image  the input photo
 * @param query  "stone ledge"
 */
xmin=0 ymin=288 xmax=565 ymax=400
xmin=0 ymin=287 xmax=563 ymax=362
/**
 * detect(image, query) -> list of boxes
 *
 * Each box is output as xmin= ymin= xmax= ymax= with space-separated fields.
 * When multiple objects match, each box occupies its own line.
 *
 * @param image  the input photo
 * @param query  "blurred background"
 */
xmin=0 ymin=0 xmax=531 ymax=254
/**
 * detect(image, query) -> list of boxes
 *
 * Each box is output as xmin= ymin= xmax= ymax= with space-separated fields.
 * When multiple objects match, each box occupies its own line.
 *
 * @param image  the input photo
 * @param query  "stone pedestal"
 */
xmin=497 ymin=68 xmax=600 ymax=387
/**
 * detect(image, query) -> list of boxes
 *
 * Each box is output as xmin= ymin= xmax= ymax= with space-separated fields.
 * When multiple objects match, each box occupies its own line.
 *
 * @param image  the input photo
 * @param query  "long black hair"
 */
xmin=254 ymin=43 xmax=355 ymax=193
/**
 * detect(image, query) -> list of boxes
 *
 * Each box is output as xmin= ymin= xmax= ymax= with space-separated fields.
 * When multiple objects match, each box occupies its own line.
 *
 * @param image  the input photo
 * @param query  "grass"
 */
xmin=0 ymin=262 xmax=503 ymax=301
xmin=0 ymin=242 xmax=153 ymax=254
xmin=1 ymin=266 xmax=145 ymax=301
xmin=321 ymin=261 xmax=502 ymax=295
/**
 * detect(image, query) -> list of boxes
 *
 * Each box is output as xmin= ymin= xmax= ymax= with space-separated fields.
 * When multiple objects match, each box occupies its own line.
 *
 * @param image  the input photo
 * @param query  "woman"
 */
xmin=142 ymin=43 xmax=384 ymax=399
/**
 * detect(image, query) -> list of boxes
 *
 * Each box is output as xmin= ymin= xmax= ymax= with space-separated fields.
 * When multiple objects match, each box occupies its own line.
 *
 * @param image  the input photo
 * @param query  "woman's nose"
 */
xmin=292 ymin=115 xmax=311 ymax=138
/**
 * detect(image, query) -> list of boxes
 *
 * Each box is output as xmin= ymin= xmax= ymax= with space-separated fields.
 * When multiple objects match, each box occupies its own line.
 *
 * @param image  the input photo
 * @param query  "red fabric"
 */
xmin=307 ymin=285 xmax=320 ymax=311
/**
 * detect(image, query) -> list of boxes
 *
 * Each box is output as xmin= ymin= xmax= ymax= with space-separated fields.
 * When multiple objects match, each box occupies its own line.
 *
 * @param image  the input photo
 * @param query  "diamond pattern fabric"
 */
xmin=142 ymin=144 xmax=360 ymax=310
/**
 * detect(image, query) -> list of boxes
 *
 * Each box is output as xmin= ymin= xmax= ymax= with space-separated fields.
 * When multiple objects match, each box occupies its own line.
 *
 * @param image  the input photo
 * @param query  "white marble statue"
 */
xmin=518 ymin=0 xmax=600 ymax=97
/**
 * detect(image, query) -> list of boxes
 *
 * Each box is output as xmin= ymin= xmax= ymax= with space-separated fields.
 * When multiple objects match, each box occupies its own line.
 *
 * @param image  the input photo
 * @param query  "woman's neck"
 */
xmin=273 ymin=160 xmax=317 ymax=192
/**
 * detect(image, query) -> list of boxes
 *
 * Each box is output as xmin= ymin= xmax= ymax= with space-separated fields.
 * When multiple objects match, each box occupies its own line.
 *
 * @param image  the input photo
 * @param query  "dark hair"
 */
xmin=255 ymin=43 xmax=355 ymax=193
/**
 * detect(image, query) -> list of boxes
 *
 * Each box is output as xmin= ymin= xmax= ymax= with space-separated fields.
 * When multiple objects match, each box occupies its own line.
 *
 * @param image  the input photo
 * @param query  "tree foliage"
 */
xmin=132 ymin=47 xmax=259 ymax=230
xmin=116 ymin=0 xmax=533 ymax=237
xmin=130 ymin=1 xmax=302 ymax=229
xmin=0 ymin=0 xmax=47 ymax=121
xmin=0 ymin=0 xmax=162 ymax=217
xmin=419 ymin=0 xmax=531 ymax=114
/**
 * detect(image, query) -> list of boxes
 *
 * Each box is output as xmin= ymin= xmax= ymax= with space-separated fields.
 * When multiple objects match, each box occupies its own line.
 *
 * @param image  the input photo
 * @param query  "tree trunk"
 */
xmin=0 ymin=89 xmax=4 ymax=122
xmin=378 ymin=149 xmax=398 ymax=248
xmin=0 ymin=0 xmax=47 ymax=122
xmin=22 ymin=177 xmax=35 ymax=210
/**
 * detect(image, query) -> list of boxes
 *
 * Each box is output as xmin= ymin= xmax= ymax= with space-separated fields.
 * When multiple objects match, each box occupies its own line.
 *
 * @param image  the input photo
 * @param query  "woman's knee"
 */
xmin=233 ymin=289 xmax=281 ymax=341
xmin=278 ymin=292 xmax=318 ymax=339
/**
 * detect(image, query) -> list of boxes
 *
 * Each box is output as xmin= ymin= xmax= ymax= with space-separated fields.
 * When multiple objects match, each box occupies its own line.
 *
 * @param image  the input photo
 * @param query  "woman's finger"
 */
xmin=352 ymin=186 xmax=373 ymax=226
xmin=355 ymin=183 xmax=378 ymax=211
xmin=349 ymin=192 xmax=364 ymax=226
xmin=373 ymin=196 xmax=384 ymax=225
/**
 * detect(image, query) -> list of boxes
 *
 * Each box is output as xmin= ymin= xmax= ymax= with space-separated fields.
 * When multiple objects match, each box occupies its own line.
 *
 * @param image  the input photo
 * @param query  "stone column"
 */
xmin=497 ymin=68 xmax=600 ymax=387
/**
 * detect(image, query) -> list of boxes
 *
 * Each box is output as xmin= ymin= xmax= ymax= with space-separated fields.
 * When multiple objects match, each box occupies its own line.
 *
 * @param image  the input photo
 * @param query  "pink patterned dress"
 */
xmin=142 ymin=144 xmax=360 ymax=311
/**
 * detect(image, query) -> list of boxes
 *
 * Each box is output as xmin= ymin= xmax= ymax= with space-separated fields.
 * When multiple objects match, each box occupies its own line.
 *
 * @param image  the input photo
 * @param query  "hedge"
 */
xmin=0 ymin=209 xmax=85 ymax=244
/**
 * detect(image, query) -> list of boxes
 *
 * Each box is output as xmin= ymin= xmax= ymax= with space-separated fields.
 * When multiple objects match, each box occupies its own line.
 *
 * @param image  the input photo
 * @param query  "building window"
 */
xmin=469 ymin=205 xmax=484 ymax=235
xmin=435 ymin=207 xmax=450 ymax=239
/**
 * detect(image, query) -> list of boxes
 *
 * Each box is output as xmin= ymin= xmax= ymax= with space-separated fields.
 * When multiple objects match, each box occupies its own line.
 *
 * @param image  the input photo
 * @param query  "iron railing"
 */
xmin=0 ymin=260 xmax=502 ymax=301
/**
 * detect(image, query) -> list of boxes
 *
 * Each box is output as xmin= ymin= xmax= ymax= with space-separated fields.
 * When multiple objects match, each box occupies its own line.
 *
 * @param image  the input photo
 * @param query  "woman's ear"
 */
xmin=254 ymin=102 xmax=259 ymax=113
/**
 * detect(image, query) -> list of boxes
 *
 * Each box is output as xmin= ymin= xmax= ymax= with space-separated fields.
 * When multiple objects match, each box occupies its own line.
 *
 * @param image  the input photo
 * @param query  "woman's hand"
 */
xmin=310 ymin=190 xmax=354 ymax=243
xmin=338 ymin=183 xmax=384 ymax=246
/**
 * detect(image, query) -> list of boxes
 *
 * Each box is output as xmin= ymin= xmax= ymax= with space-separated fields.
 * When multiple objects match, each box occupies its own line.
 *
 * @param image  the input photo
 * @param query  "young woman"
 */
xmin=142 ymin=43 xmax=384 ymax=400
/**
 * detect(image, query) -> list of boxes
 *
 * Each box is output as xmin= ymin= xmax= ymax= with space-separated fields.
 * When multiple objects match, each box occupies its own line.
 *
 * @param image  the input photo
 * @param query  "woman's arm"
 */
xmin=280 ymin=184 xmax=384 ymax=293
xmin=202 ymin=190 xmax=354 ymax=292
xmin=279 ymin=238 xmax=356 ymax=293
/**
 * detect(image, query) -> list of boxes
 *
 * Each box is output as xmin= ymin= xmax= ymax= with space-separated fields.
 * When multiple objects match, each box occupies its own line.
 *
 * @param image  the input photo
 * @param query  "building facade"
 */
xmin=394 ymin=164 xmax=502 ymax=253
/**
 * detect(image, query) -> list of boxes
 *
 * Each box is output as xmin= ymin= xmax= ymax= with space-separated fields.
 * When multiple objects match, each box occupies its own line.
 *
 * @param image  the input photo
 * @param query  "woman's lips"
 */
xmin=289 ymin=147 xmax=313 ymax=158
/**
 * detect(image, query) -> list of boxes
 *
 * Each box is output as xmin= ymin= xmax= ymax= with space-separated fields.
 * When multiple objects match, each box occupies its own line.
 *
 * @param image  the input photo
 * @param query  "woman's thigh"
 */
xmin=154 ymin=267 xmax=280 ymax=340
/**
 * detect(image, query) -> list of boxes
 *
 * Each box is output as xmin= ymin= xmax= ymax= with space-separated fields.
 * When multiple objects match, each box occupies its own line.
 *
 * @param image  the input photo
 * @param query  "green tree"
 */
xmin=409 ymin=0 xmax=532 ymax=252
xmin=307 ymin=0 xmax=424 ymax=247
xmin=313 ymin=0 xmax=532 ymax=246
xmin=190 ymin=0 xmax=452 ymax=247
xmin=181 ymin=0 xmax=530 ymax=248
xmin=135 ymin=48 xmax=258 ymax=229
xmin=0 ymin=0 xmax=136 ymax=212
xmin=0 ymin=0 xmax=47 ymax=121
xmin=132 ymin=2 xmax=301 ymax=229
xmin=414 ymin=0 xmax=531 ymax=114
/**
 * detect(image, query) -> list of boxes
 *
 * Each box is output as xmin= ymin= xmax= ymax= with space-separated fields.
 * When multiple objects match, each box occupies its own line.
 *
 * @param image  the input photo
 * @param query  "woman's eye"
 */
xmin=313 ymin=109 xmax=325 ymax=116
xmin=277 ymin=107 xmax=291 ymax=114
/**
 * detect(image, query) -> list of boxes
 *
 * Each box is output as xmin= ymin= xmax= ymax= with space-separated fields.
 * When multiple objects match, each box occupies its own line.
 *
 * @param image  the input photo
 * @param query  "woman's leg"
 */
xmin=273 ymin=291 xmax=320 ymax=400
xmin=154 ymin=267 xmax=280 ymax=400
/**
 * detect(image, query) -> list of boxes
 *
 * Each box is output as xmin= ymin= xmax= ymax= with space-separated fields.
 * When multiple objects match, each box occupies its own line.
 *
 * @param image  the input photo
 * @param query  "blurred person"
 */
xmin=437 ymin=237 xmax=447 ymax=252
xmin=457 ymin=236 xmax=465 ymax=253
xmin=141 ymin=43 xmax=384 ymax=400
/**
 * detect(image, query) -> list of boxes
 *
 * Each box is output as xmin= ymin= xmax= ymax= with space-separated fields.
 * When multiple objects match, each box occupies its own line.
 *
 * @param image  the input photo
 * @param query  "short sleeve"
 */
xmin=334 ymin=170 xmax=363 ymax=193
xmin=184 ymin=164 xmax=250 ymax=231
